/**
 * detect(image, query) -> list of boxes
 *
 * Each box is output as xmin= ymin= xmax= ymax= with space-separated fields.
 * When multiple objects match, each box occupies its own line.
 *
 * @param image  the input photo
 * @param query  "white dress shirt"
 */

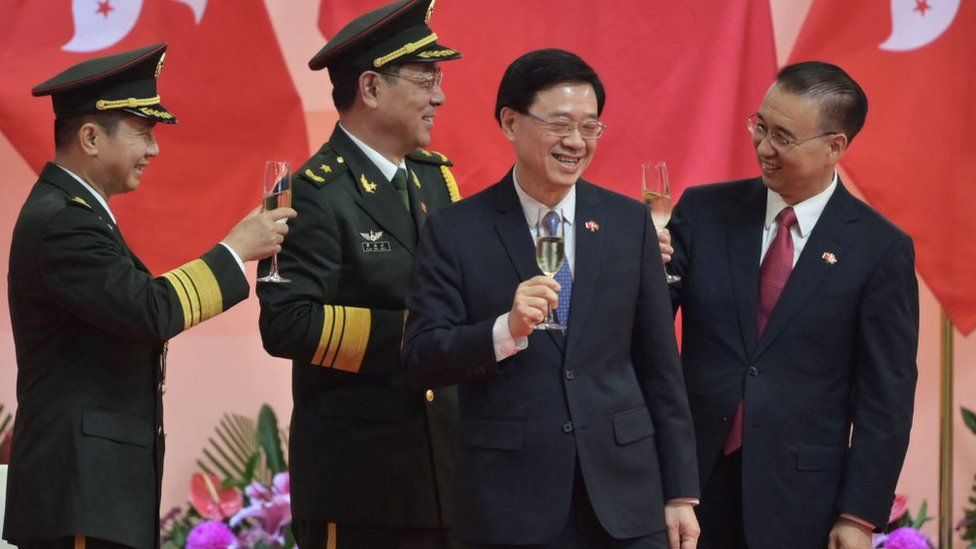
xmin=340 ymin=124 xmax=407 ymax=180
xmin=760 ymin=171 xmax=838 ymax=266
xmin=492 ymin=167 xmax=576 ymax=361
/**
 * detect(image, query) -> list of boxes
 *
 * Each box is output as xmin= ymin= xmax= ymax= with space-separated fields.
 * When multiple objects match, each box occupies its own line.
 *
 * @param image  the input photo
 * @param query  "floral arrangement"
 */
xmin=160 ymin=404 xmax=294 ymax=549
xmin=872 ymin=494 xmax=933 ymax=549
xmin=955 ymin=407 xmax=976 ymax=547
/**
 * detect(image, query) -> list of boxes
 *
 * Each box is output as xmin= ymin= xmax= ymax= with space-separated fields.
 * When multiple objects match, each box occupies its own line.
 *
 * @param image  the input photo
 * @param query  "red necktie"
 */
xmin=723 ymin=206 xmax=797 ymax=455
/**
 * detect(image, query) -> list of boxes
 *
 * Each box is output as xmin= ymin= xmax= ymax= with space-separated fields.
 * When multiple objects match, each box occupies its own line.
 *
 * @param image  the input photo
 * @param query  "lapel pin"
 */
xmin=421 ymin=202 xmax=428 ymax=214
xmin=821 ymin=252 xmax=837 ymax=265
xmin=412 ymin=171 xmax=422 ymax=189
xmin=585 ymin=220 xmax=600 ymax=232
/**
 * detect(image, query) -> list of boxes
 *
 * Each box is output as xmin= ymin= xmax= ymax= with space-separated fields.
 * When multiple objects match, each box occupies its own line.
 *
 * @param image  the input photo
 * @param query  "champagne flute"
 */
xmin=642 ymin=160 xmax=681 ymax=284
xmin=534 ymin=207 xmax=567 ymax=331
xmin=257 ymin=160 xmax=292 ymax=283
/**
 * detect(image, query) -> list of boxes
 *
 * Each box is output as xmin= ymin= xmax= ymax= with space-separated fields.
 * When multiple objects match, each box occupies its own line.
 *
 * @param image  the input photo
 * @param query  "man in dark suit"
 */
xmin=661 ymin=62 xmax=919 ymax=549
xmin=402 ymin=49 xmax=700 ymax=549
xmin=256 ymin=1 xmax=463 ymax=547
xmin=3 ymin=44 xmax=294 ymax=549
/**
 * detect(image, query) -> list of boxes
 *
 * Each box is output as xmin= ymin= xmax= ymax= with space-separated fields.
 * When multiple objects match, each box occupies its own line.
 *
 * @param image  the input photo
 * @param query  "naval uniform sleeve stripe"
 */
xmin=181 ymin=259 xmax=223 ymax=324
xmin=440 ymin=165 xmax=461 ymax=203
xmin=312 ymin=304 xmax=336 ymax=366
xmin=322 ymin=305 xmax=345 ymax=368
xmin=173 ymin=268 xmax=202 ymax=327
xmin=161 ymin=270 xmax=194 ymax=330
xmin=333 ymin=306 xmax=370 ymax=373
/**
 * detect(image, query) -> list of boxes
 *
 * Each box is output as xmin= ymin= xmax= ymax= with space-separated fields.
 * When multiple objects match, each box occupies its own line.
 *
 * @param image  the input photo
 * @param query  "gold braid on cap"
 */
xmin=95 ymin=96 xmax=161 ymax=110
xmin=373 ymin=33 xmax=439 ymax=68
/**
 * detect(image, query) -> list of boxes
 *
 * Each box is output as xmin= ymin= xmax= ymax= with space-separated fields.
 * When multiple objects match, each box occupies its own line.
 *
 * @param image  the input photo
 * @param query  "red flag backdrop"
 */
xmin=321 ymin=0 xmax=778 ymax=199
xmin=790 ymin=0 xmax=976 ymax=334
xmin=0 ymin=0 xmax=308 ymax=273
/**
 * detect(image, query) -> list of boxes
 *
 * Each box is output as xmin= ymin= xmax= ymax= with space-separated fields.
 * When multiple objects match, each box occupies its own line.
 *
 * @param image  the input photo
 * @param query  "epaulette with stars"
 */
xmin=407 ymin=148 xmax=453 ymax=167
xmin=407 ymin=149 xmax=461 ymax=203
xmin=296 ymin=145 xmax=349 ymax=187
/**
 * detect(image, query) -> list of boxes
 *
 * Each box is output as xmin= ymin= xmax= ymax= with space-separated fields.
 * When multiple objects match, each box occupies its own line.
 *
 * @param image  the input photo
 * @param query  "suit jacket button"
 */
xmin=425 ymin=389 xmax=435 ymax=402
xmin=562 ymin=421 xmax=574 ymax=433
xmin=565 ymin=370 xmax=575 ymax=380
xmin=748 ymin=366 xmax=759 ymax=376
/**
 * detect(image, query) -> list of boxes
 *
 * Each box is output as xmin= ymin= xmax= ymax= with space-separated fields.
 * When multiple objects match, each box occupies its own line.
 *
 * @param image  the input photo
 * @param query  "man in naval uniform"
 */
xmin=256 ymin=1 xmax=463 ymax=547
xmin=3 ymin=43 xmax=295 ymax=549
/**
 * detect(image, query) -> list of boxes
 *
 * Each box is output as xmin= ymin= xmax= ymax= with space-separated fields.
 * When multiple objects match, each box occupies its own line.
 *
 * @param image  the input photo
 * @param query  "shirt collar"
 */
xmin=512 ymin=165 xmax=576 ymax=228
xmin=54 ymin=163 xmax=116 ymax=224
xmin=339 ymin=124 xmax=406 ymax=182
xmin=764 ymin=171 xmax=838 ymax=237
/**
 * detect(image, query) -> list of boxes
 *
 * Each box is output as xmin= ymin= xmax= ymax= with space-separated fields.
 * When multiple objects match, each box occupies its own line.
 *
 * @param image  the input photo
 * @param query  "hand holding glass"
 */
xmin=641 ymin=160 xmax=680 ymax=284
xmin=257 ymin=160 xmax=292 ymax=283
xmin=534 ymin=208 xmax=567 ymax=331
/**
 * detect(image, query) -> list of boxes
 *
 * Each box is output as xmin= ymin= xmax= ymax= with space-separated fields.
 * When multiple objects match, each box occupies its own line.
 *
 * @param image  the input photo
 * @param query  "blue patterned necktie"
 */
xmin=554 ymin=259 xmax=573 ymax=326
xmin=541 ymin=210 xmax=573 ymax=326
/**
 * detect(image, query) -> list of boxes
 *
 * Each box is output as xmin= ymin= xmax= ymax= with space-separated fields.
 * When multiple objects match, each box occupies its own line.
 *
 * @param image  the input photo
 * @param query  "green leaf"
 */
xmin=257 ymin=404 xmax=286 ymax=474
xmin=962 ymin=407 xmax=976 ymax=435
xmin=912 ymin=499 xmax=931 ymax=530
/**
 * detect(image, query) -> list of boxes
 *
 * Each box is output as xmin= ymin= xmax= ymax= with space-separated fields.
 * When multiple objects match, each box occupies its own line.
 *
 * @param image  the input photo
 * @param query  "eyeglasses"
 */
xmin=378 ymin=69 xmax=443 ymax=92
xmin=521 ymin=111 xmax=607 ymax=139
xmin=746 ymin=113 xmax=839 ymax=151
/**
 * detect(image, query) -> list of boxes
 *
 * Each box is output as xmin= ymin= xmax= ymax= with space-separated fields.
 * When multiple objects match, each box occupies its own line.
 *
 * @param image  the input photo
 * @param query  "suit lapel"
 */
xmin=564 ymin=181 xmax=603 ymax=353
xmin=331 ymin=129 xmax=418 ymax=253
xmin=727 ymin=179 xmax=767 ymax=359
xmin=405 ymin=164 xmax=429 ymax=233
xmin=491 ymin=174 xmax=567 ymax=351
xmin=41 ymin=163 xmax=150 ymax=272
xmin=755 ymin=181 xmax=857 ymax=358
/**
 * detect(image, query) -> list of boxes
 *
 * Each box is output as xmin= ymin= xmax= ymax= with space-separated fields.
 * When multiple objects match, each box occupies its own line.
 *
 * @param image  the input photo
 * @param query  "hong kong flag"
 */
xmin=0 ymin=0 xmax=308 ymax=273
xmin=790 ymin=0 xmax=976 ymax=334
xmin=318 ymin=0 xmax=777 ymax=199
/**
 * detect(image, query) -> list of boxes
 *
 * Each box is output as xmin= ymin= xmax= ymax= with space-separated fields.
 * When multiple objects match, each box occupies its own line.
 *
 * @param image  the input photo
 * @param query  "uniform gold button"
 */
xmin=425 ymin=389 xmax=435 ymax=402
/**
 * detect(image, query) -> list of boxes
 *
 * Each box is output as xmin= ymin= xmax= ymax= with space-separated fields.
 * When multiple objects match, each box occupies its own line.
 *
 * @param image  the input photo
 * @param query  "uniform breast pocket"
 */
xmin=82 ymin=407 xmax=153 ymax=448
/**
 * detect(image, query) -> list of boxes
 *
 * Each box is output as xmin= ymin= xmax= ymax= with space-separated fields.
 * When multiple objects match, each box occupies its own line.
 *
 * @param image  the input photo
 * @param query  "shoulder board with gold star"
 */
xmin=66 ymin=196 xmax=93 ymax=211
xmin=407 ymin=148 xmax=453 ymax=167
xmin=296 ymin=145 xmax=349 ymax=187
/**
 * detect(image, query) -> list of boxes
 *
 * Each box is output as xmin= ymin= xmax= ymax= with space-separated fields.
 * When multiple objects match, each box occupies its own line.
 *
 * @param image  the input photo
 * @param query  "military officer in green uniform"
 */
xmin=3 ymin=44 xmax=295 ymax=549
xmin=257 ymin=0 xmax=463 ymax=547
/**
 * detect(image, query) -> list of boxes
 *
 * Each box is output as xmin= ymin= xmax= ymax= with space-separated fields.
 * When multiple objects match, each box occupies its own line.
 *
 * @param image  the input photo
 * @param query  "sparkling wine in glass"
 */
xmin=257 ymin=160 xmax=292 ymax=284
xmin=534 ymin=207 xmax=566 ymax=331
xmin=642 ymin=160 xmax=681 ymax=284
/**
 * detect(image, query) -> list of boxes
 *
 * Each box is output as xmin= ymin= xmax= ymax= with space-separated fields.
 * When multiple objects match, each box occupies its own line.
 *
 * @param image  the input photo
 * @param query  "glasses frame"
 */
xmin=746 ymin=113 xmax=840 ymax=151
xmin=521 ymin=111 xmax=607 ymax=140
xmin=377 ymin=69 xmax=444 ymax=92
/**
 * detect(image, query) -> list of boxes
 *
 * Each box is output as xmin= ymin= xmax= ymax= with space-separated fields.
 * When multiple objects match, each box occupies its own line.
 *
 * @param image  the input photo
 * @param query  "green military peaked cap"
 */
xmin=309 ymin=0 xmax=461 ymax=75
xmin=32 ymin=43 xmax=177 ymax=124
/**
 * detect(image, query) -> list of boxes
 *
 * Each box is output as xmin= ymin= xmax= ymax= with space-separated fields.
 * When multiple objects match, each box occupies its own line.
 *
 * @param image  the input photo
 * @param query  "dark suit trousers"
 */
xmin=291 ymin=519 xmax=461 ymax=549
xmin=696 ymin=450 xmax=748 ymax=549
xmin=465 ymin=462 xmax=668 ymax=549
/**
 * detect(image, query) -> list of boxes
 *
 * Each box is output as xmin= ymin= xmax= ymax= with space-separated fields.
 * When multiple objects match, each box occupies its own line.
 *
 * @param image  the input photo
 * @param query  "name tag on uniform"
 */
xmin=362 ymin=241 xmax=392 ymax=253
xmin=360 ymin=230 xmax=392 ymax=253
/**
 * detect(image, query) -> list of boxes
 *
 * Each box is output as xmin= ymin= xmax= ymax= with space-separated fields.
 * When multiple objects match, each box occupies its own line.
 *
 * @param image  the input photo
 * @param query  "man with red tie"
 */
xmin=662 ymin=62 xmax=919 ymax=549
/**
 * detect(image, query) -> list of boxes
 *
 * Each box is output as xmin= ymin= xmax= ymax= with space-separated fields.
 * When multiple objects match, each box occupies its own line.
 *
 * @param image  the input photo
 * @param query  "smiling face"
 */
xmin=500 ymin=82 xmax=599 ymax=206
xmin=754 ymin=84 xmax=846 ymax=204
xmin=374 ymin=62 xmax=445 ymax=157
xmin=93 ymin=114 xmax=159 ymax=197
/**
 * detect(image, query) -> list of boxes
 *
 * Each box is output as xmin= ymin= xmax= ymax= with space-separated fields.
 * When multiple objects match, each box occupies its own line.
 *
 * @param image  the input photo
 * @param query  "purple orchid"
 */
xmin=229 ymin=472 xmax=292 ymax=546
xmin=883 ymin=526 xmax=930 ymax=549
xmin=186 ymin=520 xmax=237 ymax=549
